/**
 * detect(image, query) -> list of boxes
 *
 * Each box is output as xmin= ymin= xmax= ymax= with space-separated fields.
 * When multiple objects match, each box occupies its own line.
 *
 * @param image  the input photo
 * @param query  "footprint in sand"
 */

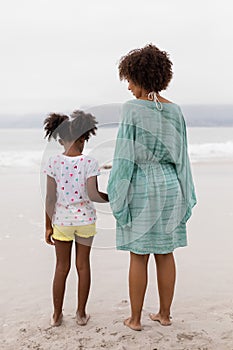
xmin=221 ymin=330 xmax=233 ymax=340
xmin=113 ymin=300 xmax=129 ymax=311
xmin=177 ymin=332 xmax=199 ymax=341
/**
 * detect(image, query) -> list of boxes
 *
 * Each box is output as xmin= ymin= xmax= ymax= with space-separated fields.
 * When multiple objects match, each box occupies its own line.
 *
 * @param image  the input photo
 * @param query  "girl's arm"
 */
xmin=45 ymin=175 xmax=57 ymax=245
xmin=87 ymin=176 xmax=109 ymax=203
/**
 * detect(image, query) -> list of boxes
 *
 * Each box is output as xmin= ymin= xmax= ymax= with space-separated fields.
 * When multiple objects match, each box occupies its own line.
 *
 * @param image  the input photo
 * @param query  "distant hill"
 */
xmin=0 ymin=104 xmax=233 ymax=128
xmin=181 ymin=105 xmax=233 ymax=127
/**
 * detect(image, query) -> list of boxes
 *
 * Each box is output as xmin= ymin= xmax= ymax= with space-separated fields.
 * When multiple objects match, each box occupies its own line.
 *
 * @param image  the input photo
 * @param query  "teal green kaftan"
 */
xmin=107 ymin=99 xmax=197 ymax=255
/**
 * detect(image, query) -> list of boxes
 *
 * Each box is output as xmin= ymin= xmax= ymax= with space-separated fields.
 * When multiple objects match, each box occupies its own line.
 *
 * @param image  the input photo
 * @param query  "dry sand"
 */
xmin=0 ymin=162 xmax=233 ymax=349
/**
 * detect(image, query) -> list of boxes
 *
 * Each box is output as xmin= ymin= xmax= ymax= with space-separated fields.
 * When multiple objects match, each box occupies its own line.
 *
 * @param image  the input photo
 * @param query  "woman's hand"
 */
xmin=45 ymin=228 xmax=55 ymax=245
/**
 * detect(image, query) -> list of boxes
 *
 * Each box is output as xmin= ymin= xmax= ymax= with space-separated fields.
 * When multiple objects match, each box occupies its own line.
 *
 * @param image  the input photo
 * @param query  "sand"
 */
xmin=0 ymin=162 xmax=233 ymax=349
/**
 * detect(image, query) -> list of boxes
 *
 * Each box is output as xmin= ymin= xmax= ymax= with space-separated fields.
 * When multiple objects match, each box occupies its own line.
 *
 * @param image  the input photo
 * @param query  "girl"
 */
xmin=44 ymin=110 xmax=108 ymax=327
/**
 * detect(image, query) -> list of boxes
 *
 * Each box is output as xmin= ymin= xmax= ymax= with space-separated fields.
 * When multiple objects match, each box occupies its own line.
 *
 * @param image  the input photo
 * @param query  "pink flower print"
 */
xmin=80 ymin=158 xmax=83 ymax=161
xmin=88 ymin=160 xmax=91 ymax=163
xmin=77 ymin=209 xmax=81 ymax=212
xmin=74 ymin=165 xmax=77 ymax=169
xmin=54 ymin=160 xmax=57 ymax=164
xmin=89 ymin=218 xmax=92 ymax=221
xmin=71 ymin=198 xmax=74 ymax=202
xmin=61 ymin=187 xmax=64 ymax=190
xmin=70 ymin=173 xmax=73 ymax=177
xmin=75 ymin=191 xmax=78 ymax=194
xmin=44 ymin=170 xmax=46 ymax=173
xmin=61 ymin=161 xmax=64 ymax=164
xmin=49 ymin=165 xmax=52 ymax=168
xmin=74 ymin=216 xmax=78 ymax=219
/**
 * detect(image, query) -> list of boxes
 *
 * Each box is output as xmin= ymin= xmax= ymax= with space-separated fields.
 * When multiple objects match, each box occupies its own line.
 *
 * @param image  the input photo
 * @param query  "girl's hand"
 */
xmin=45 ymin=228 xmax=55 ymax=245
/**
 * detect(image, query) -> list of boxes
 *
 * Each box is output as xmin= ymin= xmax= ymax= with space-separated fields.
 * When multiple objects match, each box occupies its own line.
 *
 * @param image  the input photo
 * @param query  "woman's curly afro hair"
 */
xmin=118 ymin=44 xmax=173 ymax=93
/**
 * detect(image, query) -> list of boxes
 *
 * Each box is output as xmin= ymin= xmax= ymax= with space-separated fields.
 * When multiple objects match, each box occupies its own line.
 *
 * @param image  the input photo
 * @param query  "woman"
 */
xmin=107 ymin=44 xmax=196 ymax=331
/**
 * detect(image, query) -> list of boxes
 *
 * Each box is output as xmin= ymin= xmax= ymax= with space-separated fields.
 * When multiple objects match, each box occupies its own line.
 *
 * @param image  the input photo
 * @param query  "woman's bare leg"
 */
xmin=150 ymin=252 xmax=176 ymax=326
xmin=75 ymin=238 xmax=92 ymax=323
xmin=124 ymin=252 xmax=150 ymax=331
xmin=52 ymin=240 xmax=72 ymax=323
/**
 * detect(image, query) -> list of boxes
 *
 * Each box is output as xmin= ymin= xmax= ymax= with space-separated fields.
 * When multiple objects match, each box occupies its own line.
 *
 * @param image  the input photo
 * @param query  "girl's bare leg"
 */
xmin=75 ymin=238 xmax=92 ymax=323
xmin=52 ymin=240 xmax=72 ymax=323
xmin=150 ymin=252 xmax=176 ymax=326
xmin=124 ymin=252 xmax=150 ymax=331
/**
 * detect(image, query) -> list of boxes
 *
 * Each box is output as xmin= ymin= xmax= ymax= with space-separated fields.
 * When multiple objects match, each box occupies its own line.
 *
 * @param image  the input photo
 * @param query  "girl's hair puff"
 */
xmin=44 ymin=113 xmax=69 ymax=141
xmin=70 ymin=110 xmax=97 ymax=141
xmin=44 ymin=110 xmax=97 ymax=142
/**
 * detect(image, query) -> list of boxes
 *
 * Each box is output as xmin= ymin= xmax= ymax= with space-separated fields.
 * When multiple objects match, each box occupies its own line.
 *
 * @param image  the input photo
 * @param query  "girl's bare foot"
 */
xmin=50 ymin=313 xmax=63 ymax=327
xmin=124 ymin=317 xmax=142 ymax=331
xmin=76 ymin=312 xmax=90 ymax=326
xmin=149 ymin=312 xmax=172 ymax=326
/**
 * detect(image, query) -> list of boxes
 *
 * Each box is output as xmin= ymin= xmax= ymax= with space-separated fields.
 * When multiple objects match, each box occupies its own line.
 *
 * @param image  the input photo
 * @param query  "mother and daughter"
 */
xmin=44 ymin=44 xmax=196 ymax=331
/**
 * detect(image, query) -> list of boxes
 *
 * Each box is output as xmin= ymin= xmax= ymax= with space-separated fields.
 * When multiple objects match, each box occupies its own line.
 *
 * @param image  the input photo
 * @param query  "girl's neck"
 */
xmin=63 ymin=143 xmax=83 ymax=157
xmin=63 ymin=150 xmax=82 ymax=157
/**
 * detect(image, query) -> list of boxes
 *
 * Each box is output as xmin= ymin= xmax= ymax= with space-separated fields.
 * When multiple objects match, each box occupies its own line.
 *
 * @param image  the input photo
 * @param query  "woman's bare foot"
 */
xmin=149 ymin=313 xmax=172 ymax=326
xmin=124 ymin=317 xmax=142 ymax=331
xmin=50 ymin=313 xmax=63 ymax=327
xmin=76 ymin=312 xmax=90 ymax=326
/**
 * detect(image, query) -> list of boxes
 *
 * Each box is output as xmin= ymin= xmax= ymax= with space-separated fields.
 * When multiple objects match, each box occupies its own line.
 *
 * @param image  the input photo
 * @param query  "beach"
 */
xmin=0 ymin=160 xmax=233 ymax=350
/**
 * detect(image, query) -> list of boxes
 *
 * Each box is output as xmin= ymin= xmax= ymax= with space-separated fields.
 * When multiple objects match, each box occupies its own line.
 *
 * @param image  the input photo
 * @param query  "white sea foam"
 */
xmin=189 ymin=141 xmax=233 ymax=162
xmin=0 ymin=151 xmax=43 ymax=169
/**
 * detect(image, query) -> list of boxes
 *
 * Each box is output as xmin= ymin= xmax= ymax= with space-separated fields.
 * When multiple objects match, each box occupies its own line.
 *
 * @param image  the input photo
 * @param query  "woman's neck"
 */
xmin=138 ymin=93 xmax=172 ymax=103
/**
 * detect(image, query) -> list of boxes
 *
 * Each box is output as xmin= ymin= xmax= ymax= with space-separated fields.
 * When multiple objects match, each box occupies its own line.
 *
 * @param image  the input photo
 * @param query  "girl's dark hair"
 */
xmin=118 ymin=44 xmax=173 ymax=93
xmin=44 ymin=110 xmax=97 ymax=142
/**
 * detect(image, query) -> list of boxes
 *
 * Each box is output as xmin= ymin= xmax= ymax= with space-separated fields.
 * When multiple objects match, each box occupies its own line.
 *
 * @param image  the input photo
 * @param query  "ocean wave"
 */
xmin=0 ymin=151 xmax=43 ymax=169
xmin=189 ymin=141 xmax=233 ymax=162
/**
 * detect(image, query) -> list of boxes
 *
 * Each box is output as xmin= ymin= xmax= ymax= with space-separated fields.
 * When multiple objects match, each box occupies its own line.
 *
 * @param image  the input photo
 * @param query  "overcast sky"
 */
xmin=0 ymin=0 xmax=232 ymax=114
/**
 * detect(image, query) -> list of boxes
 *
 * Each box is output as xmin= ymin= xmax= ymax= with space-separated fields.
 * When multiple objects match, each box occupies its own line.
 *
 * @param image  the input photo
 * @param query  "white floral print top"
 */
xmin=44 ymin=154 xmax=100 ymax=226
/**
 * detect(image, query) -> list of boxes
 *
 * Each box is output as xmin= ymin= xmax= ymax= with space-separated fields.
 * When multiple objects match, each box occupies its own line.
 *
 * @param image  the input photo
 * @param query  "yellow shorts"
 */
xmin=52 ymin=223 xmax=96 ymax=242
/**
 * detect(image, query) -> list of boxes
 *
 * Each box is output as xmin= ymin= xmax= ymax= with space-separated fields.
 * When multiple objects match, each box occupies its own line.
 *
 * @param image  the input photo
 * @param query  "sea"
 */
xmin=0 ymin=126 xmax=233 ymax=176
